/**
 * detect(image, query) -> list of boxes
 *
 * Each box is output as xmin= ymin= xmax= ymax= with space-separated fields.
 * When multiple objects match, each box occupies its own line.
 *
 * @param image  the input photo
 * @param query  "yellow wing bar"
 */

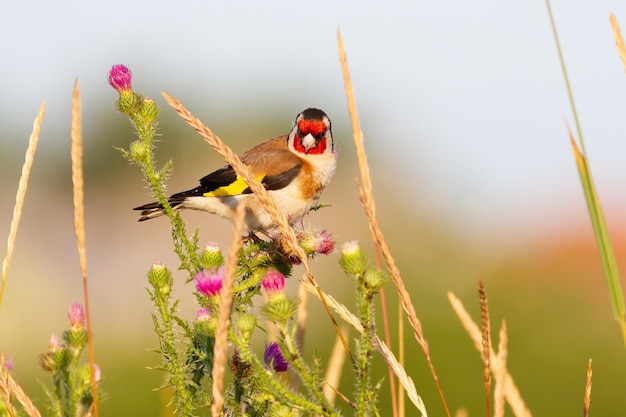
xmin=203 ymin=174 xmax=265 ymax=197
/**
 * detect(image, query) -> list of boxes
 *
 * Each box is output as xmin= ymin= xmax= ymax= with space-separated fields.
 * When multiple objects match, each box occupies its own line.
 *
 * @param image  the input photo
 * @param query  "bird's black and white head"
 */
xmin=288 ymin=108 xmax=334 ymax=157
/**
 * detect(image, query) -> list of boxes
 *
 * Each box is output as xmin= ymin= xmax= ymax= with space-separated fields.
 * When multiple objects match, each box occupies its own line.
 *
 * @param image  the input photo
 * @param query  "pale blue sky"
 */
xmin=2 ymin=1 xmax=626 ymax=238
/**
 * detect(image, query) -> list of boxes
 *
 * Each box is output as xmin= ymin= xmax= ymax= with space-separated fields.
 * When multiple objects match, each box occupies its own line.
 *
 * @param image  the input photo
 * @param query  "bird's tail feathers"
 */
xmin=134 ymin=186 xmax=207 ymax=221
xmin=133 ymin=197 xmax=185 ymax=221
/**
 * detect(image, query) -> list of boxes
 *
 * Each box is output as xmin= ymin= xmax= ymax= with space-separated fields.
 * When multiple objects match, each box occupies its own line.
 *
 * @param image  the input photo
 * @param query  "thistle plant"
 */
xmin=110 ymin=64 xmax=351 ymax=416
xmin=108 ymin=61 xmax=416 ymax=416
xmin=37 ymin=303 xmax=100 ymax=417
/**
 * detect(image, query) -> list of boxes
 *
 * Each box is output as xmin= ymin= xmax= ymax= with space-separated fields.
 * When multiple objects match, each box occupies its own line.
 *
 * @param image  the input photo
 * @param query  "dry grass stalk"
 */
xmin=610 ymin=13 xmax=626 ymax=74
xmin=398 ymin=304 xmax=405 ymax=417
xmin=0 ymin=354 xmax=42 ymax=417
xmin=337 ymin=29 xmax=448 ymax=417
xmin=448 ymin=292 xmax=532 ymax=417
xmin=161 ymin=93 xmax=351 ymax=357
xmin=301 ymin=281 xmax=428 ymax=416
xmin=338 ymin=29 xmax=396 ymax=407
xmin=70 ymin=80 xmax=99 ymax=417
xmin=323 ymin=326 xmax=349 ymax=405
xmin=211 ymin=203 xmax=246 ymax=416
xmin=478 ymin=281 xmax=492 ymax=417
xmin=493 ymin=320 xmax=508 ymax=417
xmin=0 ymin=100 xmax=45 ymax=307
xmin=583 ymin=359 xmax=592 ymax=417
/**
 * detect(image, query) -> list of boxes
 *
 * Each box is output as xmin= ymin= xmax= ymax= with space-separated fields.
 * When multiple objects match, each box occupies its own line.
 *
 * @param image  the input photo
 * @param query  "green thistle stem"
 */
xmin=150 ymin=287 xmax=195 ymax=416
xmin=355 ymin=279 xmax=375 ymax=417
xmin=234 ymin=334 xmax=328 ymax=415
xmin=275 ymin=325 xmax=338 ymax=415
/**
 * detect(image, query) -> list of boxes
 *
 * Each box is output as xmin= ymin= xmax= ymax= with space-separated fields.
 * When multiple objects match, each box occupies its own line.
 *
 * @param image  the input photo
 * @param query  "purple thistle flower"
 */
xmin=264 ymin=342 xmax=288 ymax=372
xmin=195 ymin=267 xmax=225 ymax=297
xmin=261 ymin=269 xmax=286 ymax=296
xmin=68 ymin=303 xmax=85 ymax=329
xmin=108 ymin=64 xmax=132 ymax=92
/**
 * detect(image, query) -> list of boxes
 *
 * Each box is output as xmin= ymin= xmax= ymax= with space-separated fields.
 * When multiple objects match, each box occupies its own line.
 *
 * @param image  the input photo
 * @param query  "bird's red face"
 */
xmin=290 ymin=109 xmax=333 ymax=156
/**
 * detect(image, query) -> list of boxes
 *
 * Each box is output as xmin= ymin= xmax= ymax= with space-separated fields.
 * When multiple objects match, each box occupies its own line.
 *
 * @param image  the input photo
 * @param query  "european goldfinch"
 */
xmin=134 ymin=108 xmax=336 ymax=233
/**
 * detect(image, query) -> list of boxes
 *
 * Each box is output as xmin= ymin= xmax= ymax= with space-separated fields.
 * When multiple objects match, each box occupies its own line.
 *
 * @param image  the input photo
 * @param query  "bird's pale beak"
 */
xmin=302 ymin=133 xmax=316 ymax=151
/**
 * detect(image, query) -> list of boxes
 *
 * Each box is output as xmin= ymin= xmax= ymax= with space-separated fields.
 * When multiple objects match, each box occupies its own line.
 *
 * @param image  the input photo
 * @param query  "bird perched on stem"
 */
xmin=134 ymin=108 xmax=337 ymax=233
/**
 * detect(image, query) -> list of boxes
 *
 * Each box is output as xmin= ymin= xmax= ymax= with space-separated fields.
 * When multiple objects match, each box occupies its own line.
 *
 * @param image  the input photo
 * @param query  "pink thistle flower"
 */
xmin=313 ymin=229 xmax=335 ymax=255
xmin=264 ymin=342 xmax=288 ymax=372
xmin=108 ymin=64 xmax=132 ymax=92
xmin=93 ymin=364 xmax=102 ymax=382
xmin=195 ymin=267 xmax=224 ymax=297
xmin=49 ymin=333 xmax=59 ymax=351
xmin=261 ymin=269 xmax=286 ymax=297
xmin=68 ymin=303 xmax=85 ymax=329
xmin=3 ymin=356 xmax=13 ymax=372
xmin=196 ymin=307 xmax=211 ymax=322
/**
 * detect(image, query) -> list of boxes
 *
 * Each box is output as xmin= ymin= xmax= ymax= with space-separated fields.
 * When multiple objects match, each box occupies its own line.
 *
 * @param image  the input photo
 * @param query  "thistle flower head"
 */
xmin=108 ymin=64 xmax=132 ymax=92
xmin=195 ymin=267 xmax=225 ymax=297
xmin=261 ymin=269 xmax=286 ymax=298
xmin=313 ymin=229 xmax=335 ymax=255
xmin=49 ymin=333 xmax=59 ymax=351
xmin=3 ymin=357 xmax=13 ymax=372
xmin=264 ymin=342 xmax=288 ymax=372
xmin=196 ymin=307 xmax=211 ymax=322
xmin=300 ymin=229 xmax=335 ymax=256
xmin=68 ymin=303 xmax=85 ymax=329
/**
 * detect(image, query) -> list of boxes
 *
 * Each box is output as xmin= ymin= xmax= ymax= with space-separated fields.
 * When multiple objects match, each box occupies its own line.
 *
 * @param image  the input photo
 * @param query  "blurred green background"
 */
xmin=3 ymin=1 xmax=626 ymax=416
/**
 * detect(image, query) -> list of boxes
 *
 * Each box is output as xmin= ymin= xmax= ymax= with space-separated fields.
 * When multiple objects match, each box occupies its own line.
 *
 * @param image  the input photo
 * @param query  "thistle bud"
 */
xmin=339 ymin=240 xmax=368 ymax=275
xmin=200 ymin=242 xmax=224 ymax=270
xmin=195 ymin=307 xmax=215 ymax=335
xmin=116 ymin=90 xmax=142 ymax=115
xmin=235 ymin=313 xmax=257 ymax=341
xmin=363 ymin=268 xmax=389 ymax=291
xmin=139 ymin=97 xmax=159 ymax=123
xmin=148 ymin=263 xmax=173 ymax=295
xmin=129 ymin=140 xmax=149 ymax=162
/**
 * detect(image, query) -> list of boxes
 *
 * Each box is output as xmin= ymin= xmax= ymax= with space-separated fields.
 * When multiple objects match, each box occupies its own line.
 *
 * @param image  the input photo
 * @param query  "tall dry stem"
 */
xmin=302 ymin=281 xmax=428 ymax=416
xmin=478 ymin=281 xmax=491 ymax=417
xmin=338 ymin=29 xmax=448 ymax=417
xmin=583 ymin=359 xmax=592 ymax=417
xmin=493 ymin=320 xmax=508 ymax=417
xmin=448 ymin=292 xmax=532 ymax=417
xmin=610 ymin=13 xmax=626 ymax=74
xmin=211 ymin=203 xmax=246 ymax=416
xmin=70 ymin=79 xmax=99 ymax=417
xmin=0 ymin=101 xmax=45 ymax=307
